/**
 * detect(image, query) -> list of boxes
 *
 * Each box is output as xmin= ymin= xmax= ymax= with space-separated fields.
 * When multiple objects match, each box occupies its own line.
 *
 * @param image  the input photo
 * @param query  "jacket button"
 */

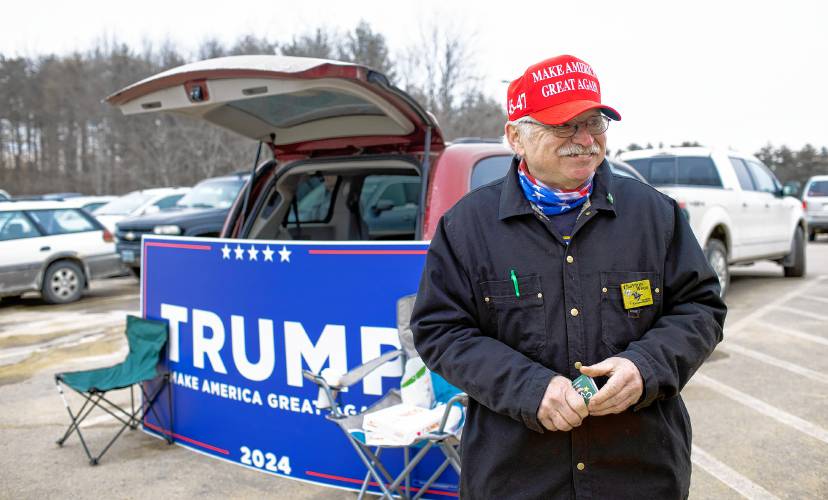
xmin=537 ymin=292 xmax=543 ymax=299
xmin=601 ymin=287 xmax=608 ymax=293
xmin=574 ymin=361 xmax=582 ymax=370
xmin=570 ymin=308 xmax=579 ymax=317
xmin=577 ymin=462 xmax=585 ymax=471
xmin=585 ymin=211 xmax=591 ymax=216
xmin=655 ymin=288 xmax=661 ymax=294
xmin=566 ymin=255 xmax=574 ymax=264
xmin=484 ymin=297 xmax=490 ymax=303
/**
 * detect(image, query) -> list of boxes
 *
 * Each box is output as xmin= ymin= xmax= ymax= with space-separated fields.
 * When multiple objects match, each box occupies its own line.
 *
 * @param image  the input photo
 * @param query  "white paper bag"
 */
xmin=363 ymin=403 xmax=444 ymax=445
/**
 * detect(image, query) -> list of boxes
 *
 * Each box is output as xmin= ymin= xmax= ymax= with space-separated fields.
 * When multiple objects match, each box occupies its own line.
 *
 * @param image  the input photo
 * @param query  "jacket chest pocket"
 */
xmin=480 ymin=274 xmax=546 ymax=359
xmin=600 ymin=271 xmax=662 ymax=353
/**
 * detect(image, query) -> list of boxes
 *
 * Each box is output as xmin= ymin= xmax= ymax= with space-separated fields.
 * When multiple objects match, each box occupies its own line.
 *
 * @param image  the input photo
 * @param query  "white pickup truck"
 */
xmin=618 ymin=147 xmax=806 ymax=296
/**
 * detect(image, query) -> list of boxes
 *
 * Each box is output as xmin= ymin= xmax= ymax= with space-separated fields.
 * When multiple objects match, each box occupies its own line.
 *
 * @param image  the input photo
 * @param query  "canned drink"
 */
xmin=572 ymin=374 xmax=598 ymax=405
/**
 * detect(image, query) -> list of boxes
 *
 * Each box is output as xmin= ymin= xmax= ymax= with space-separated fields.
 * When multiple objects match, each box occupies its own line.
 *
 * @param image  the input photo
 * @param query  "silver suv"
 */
xmin=803 ymin=175 xmax=828 ymax=241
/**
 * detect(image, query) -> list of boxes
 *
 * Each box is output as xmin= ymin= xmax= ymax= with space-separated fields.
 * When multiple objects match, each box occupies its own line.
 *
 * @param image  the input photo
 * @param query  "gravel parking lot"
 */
xmin=1 ymin=240 xmax=827 ymax=499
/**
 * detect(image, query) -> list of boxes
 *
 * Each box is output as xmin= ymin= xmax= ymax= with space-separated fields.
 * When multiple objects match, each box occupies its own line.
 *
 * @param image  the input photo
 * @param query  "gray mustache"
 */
xmin=557 ymin=144 xmax=601 ymax=156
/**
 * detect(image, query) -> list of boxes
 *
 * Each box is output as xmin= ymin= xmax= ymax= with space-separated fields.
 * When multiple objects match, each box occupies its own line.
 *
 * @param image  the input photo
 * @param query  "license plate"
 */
xmin=120 ymin=250 xmax=136 ymax=263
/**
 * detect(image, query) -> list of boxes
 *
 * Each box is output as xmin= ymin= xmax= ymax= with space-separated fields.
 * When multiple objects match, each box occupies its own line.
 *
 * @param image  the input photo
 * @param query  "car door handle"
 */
xmin=40 ymin=246 xmax=51 ymax=251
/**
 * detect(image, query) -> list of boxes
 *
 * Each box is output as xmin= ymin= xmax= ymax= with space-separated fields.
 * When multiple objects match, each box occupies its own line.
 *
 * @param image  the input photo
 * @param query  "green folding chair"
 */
xmin=54 ymin=315 xmax=174 ymax=465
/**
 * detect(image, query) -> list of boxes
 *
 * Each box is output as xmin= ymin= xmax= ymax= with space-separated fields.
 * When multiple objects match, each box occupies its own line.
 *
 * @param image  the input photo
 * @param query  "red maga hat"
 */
xmin=506 ymin=54 xmax=621 ymax=125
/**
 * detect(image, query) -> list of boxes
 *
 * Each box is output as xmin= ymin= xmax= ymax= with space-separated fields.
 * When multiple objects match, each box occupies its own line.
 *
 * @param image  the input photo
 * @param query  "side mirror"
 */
xmin=371 ymin=199 xmax=395 ymax=216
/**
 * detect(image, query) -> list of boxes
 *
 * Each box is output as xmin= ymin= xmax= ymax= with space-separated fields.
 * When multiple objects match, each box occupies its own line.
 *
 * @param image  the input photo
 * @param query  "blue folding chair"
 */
xmin=304 ymin=295 xmax=466 ymax=499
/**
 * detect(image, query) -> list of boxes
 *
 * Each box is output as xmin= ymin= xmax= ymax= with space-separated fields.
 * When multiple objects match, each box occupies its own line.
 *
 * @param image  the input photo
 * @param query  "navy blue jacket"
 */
xmin=411 ymin=158 xmax=726 ymax=499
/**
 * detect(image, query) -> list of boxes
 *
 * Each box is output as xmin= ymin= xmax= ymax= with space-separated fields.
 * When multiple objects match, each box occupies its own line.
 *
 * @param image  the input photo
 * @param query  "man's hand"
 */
xmin=537 ymin=375 xmax=588 ymax=432
xmin=580 ymin=357 xmax=644 ymax=416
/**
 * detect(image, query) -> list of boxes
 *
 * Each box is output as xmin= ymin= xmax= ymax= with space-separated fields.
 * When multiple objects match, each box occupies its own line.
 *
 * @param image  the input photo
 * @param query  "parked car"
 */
xmin=115 ymin=173 xmax=248 ymax=272
xmin=94 ymin=187 xmax=190 ymax=233
xmin=104 ymin=56 xmax=654 ymax=250
xmin=0 ymin=201 xmax=124 ymax=304
xmin=802 ymin=174 xmax=828 ymax=241
xmin=60 ymin=195 xmax=118 ymax=214
xmin=0 ymin=189 xmax=9 ymax=201
xmin=619 ymin=147 xmax=806 ymax=295
xmin=13 ymin=192 xmax=83 ymax=201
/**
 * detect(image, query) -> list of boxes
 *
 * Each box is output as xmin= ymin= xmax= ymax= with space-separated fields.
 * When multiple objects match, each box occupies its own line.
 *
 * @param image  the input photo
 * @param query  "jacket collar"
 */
xmin=589 ymin=159 xmax=618 ymax=217
xmin=498 ymin=156 xmax=617 ymax=221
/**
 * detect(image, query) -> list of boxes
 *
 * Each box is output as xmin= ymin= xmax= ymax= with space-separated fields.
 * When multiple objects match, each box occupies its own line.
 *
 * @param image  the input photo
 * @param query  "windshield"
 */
xmin=625 ymin=157 xmax=721 ymax=187
xmin=177 ymin=178 xmax=244 ymax=209
xmin=96 ymin=191 xmax=153 ymax=215
xmin=807 ymin=180 xmax=828 ymax=197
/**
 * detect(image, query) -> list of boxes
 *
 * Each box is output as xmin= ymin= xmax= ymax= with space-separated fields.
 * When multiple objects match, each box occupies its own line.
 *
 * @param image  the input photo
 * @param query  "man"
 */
xmin=411 ymin=54 xmax=726 ymax=499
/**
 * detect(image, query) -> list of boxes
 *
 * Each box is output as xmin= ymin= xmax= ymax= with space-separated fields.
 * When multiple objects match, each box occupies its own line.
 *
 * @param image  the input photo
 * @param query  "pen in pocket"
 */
xmin=510 ymin=269 xmax=520 ymax=297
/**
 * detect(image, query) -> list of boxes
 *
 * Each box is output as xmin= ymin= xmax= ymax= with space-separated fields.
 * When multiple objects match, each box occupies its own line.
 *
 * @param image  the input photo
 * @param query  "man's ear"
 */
xmin=505 ymin=123 xmax=525 ymax=156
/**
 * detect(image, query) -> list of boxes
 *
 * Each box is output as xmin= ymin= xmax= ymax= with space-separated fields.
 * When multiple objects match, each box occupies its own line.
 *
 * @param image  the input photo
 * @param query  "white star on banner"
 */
xmin=262 ymin=245 xmax=274 ymax=262
xmin=234 ymin=244 xmax=245 ymax=260
xmin=534 ymin=191 xmax=545 ymax=199
xmin=247 ymin=245 xmax=259 ymax=261
xmin=278 ymin=245 xmax=292 ymax=263
xmin=221 ymin=244 xmax=231 ymax=259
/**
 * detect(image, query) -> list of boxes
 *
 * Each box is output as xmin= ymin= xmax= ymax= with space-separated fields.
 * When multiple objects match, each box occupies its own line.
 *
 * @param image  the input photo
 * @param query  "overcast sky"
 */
xmin=3 ymin=0 xmax=826 ymax=154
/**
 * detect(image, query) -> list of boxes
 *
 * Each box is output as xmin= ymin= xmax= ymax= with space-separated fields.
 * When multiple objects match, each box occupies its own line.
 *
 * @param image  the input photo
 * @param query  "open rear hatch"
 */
xmin=106 ymin=55 xmax=444 ymax=156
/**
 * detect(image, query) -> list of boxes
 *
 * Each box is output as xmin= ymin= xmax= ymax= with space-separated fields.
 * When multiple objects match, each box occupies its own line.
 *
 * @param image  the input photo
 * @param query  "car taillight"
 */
xmin=803 ymin=200 xmax=808 ymax=211
xmin=677 ymin=200 xmax=690 ymax=221
xmin=103 ymin=229 xmax=114 ymax=242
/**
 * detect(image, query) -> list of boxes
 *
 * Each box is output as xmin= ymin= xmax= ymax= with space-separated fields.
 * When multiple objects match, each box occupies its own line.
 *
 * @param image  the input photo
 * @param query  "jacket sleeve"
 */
xmin=411 ymin=215 xmax=557 ymax=433
xmin=617 ymin=199 xmax=726 ymax=409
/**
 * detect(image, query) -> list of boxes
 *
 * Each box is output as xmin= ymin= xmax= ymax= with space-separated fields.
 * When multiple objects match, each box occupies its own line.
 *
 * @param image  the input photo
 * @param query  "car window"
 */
xmin=677 ymin=157 xmax=721 ymax=187
xmin=228 ymin=91 xmax=385 ymax=128
xmin=729 ymin=158 xmax=755 ymax=190
xmin=360 ymin=175 xmax=421 ymax=238
xmin=624 ymin=159 xmax=649 ymax=180
xmin=155 ymin=193 xmax=185 ymax=210
xmin=375 ymin=182 xmax=408 ymax=206
xmin=361 ymin=175 xmax=420 ymax=208
xmin=290 ymin=176 xmax=335 ymax=222
xmin=178 ymin=179 xmax=244 ymax=209
xmin=82 ymin=202 xmax=107 ymax=213
xmin=0 ymin=211 xmax=41 ymax=241
xmin=649 ymin=158 xmax=676 ymax=185
xmin=807 ymin=180 xmax=828 ymax=196
xmin=745 ymin=161 xmax=779 ymax=194
xmin=96 ymin=191 xmax=154 ymax=215
xmin=27 ymin=209 xmax=96 ymax=235
xmin=470 ymin=156 xmax=513 ymax=190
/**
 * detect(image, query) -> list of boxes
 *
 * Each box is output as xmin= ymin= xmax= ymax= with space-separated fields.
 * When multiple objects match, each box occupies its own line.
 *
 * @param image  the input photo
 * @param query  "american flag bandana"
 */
xmin=517 ymin=160 xmax=593 ymax=216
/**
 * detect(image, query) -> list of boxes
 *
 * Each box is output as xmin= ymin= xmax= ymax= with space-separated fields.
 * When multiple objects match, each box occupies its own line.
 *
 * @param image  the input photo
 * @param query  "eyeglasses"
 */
xmin=537 ymin=115 xmax=611 ymax=138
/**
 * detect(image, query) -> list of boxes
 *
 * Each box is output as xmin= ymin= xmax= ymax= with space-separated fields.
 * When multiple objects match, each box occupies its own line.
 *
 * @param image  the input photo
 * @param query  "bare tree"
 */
xmin=397 ymin=22 xmax=503 ymax=140
xmin=339 ymin=20 xmax=395 ymax=80
xmin=229 ymin=35 xmax=278 ymax=56
xmin=280 ymin=28 xmax=337 ymax=59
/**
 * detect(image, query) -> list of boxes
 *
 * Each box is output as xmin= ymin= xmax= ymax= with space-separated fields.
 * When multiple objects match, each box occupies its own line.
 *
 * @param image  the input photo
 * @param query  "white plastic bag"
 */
xmin=400 ymin=357 xmax=434 ymax=409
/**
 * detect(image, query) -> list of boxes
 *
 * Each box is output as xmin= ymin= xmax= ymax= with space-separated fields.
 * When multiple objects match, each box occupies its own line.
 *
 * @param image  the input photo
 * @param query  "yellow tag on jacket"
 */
xmin=620 ymin=279 xmax=654 ymax=309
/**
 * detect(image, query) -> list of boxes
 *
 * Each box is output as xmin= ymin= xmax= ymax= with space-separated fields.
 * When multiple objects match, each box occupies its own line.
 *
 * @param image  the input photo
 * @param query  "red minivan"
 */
xmin=108 ymin=55 xmax=641 ymax=241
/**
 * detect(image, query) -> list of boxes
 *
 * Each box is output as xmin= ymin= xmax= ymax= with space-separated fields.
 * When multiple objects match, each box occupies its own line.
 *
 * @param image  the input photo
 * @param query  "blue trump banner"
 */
xmin=139 ymin=236 xmax=458 ymax=498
